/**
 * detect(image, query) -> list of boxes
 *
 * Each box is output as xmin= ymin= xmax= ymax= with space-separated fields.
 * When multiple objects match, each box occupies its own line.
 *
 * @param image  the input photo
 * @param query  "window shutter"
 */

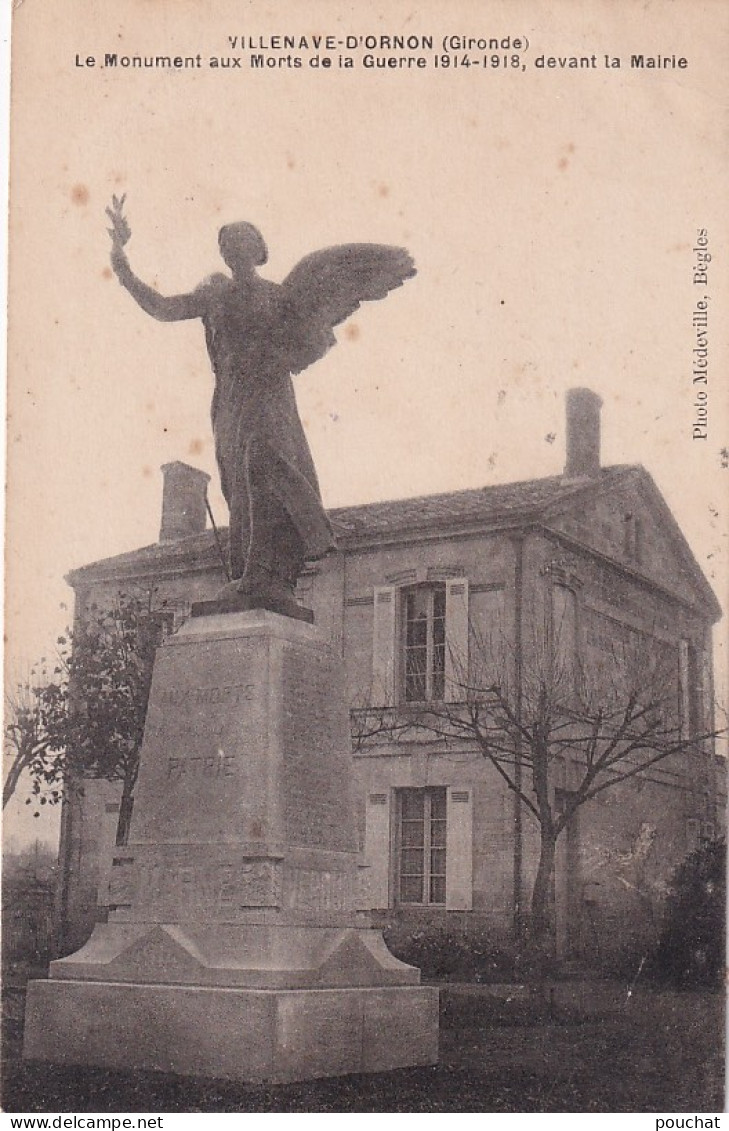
xmin=678 ymin=639 xmax=690 ymax=739
xmin=372 ymin=586 xmax=397 ymax=704
xmin=96 ymin=797 xmax=122 ymax=906
xmin=686 ymin=818 xmax=701 ymax=853
xmin=445 ymin=578 xmax=469 ymax=701
xmin=360 ymin=791 xmax=391 ymax=909
xmin=701 ymin=648 xmax=713 ymax=734
xmin=445 ymin=786 xmax=473 ymax=910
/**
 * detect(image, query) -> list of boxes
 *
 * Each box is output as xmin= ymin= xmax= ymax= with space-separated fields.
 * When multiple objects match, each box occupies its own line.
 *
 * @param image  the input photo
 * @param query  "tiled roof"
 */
xmin=67 ymin=465 xmax=638 ymax=582
xmin=328 ymin=466 xmax=636 ymax=536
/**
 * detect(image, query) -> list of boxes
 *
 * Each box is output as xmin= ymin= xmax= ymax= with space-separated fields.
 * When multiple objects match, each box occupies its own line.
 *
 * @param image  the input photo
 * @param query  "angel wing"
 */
xmin=280 ymin=244 xmax=416 ymax=374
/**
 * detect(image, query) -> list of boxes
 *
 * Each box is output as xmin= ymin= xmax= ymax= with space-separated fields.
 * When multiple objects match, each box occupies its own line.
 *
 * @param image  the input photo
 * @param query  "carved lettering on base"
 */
xmin=288 ymin=868 xmax=351 ymax=914
xmin=128 ymin=856 xmax=281 ymax=918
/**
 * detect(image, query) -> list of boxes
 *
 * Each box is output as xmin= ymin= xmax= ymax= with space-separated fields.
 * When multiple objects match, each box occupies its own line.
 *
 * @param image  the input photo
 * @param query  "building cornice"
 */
xmin=63 ymin=464 xmax=721 ymax=623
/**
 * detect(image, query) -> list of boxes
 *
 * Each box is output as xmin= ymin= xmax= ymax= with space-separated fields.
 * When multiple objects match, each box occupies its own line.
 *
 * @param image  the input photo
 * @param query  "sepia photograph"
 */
xmin=3 ymin=0 xmax=727 ymax=1117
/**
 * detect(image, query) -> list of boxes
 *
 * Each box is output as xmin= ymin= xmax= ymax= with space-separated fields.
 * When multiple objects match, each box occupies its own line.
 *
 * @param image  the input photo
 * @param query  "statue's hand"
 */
xmin=105 ymin=194 xmax=131 ymax=248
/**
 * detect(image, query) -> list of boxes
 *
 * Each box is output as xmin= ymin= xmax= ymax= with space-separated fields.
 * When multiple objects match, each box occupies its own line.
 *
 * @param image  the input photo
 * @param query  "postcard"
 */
xmin=4 ymin=0 xmax=726 ymax=1116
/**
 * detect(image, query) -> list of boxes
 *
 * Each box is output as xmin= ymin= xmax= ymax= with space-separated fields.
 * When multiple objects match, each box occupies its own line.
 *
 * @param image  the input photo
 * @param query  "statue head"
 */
xmin=218 ymin=222 xmax=268 ymax=271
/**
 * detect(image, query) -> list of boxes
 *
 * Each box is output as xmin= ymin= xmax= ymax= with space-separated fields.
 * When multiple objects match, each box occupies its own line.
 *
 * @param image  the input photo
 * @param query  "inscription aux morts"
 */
xmin=148 ymin=682 xmax=256 ymax=779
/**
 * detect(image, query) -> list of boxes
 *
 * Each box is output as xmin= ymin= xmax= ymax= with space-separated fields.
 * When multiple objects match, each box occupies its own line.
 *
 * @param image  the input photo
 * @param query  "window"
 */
xmin=686 ymin=818 xmax=714 ymax=853
xmin=551 ymin=584 xmax=577 ymax=691
xmin=361 ymin=786 xmax=473 ymax=911
xmin=403 ymin=585 xmax=446 ymax=702
xmin=397 ymin=788 xmax=447 ymax=905
xmin=624 ymin=513 xmax=643 ymax=563
xmin=372 ymin=578 xmax=469 ymax=706
xmin=678 ymin=641 xmax=703 ymax=738
xmin=138 ymin=608 xmax=176 ymax=652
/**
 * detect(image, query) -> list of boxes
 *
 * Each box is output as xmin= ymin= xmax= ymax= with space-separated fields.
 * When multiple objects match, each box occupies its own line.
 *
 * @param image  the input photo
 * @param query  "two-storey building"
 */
xmin=55 ymin=389 xmax=723 ymax=967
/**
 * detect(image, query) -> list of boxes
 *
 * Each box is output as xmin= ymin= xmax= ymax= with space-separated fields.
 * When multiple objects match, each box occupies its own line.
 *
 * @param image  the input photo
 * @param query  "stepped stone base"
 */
xmin=23 ymin=610 xmax=438 ymax=1082
xmin=44 ymin=922 xmax=420 ymax=989
xmin=24 ymin=980 xmax=439 ymax=1083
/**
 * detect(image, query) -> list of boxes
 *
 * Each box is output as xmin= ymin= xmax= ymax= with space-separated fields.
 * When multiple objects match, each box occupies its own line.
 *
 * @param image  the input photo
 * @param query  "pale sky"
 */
xmin=5 ymin=0 xmax=728 ymax=846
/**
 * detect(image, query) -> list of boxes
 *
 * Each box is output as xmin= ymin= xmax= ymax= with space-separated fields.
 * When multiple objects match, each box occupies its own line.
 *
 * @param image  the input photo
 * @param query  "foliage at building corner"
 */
xmin=3 ymin=591 xmax=165 ymax=844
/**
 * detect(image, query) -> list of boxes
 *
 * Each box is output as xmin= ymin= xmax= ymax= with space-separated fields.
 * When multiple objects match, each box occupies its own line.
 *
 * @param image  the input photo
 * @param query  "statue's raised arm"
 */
xmin=106 ymin=197 xmax=205 ymax=322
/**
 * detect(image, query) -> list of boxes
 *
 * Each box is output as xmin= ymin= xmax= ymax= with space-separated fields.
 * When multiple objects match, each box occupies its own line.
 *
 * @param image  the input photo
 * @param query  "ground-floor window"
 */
xmin=397 ymin=787 xmax=447 ymax=905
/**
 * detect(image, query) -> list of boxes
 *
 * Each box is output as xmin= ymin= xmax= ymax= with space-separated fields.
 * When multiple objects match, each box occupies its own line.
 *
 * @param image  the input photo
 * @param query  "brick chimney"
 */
xmin=564 ymin=388 xmax=602 ymax=479
xmin=159 ymin=462 xmax=211 ymax=542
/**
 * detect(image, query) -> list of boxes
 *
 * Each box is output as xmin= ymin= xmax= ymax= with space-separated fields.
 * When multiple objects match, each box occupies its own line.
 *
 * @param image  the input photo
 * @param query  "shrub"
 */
xmin=650 ymin=838 xmax=726 ymax=988
xmin=383 ymin=924 xmax=516 ymax=982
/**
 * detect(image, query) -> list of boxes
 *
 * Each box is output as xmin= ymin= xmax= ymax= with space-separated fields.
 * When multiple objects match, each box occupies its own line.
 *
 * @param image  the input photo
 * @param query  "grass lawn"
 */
xmin=2 ymin=978 xmax=724 ymax=1113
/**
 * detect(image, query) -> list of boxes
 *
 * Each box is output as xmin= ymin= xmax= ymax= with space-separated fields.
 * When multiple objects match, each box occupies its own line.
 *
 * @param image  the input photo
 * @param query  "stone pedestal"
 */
xmin=24 ymin=611 xmax=438 ymax=1081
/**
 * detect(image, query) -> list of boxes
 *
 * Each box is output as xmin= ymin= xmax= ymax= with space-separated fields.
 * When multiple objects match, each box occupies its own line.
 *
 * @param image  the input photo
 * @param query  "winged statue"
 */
xmin=106 ymin=197 xmax=416 ymax=617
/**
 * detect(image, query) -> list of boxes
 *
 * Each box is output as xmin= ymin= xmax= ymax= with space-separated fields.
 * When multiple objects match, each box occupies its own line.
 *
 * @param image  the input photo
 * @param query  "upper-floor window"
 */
xmin=551 ymin=583 xmax=578 ymax=692
xmin=678 ymin=639 xmax=704 ymax=739
xmin=403 ymin=585 xmax=446 ymax=702
xmin=372 ymin=577 xmax=470 ymax=706
xmin=624 ymin=513 xmax=643 ymax=564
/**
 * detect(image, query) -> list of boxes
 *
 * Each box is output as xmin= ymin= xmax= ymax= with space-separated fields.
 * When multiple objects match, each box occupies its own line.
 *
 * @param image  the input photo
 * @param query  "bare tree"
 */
xmin=355 ymin=611 xmax=721 ymax=971
xmin=350 ymin=687 xmax=412 ymax=753
xmin=3 ymin=674 xmax=56 ymax=811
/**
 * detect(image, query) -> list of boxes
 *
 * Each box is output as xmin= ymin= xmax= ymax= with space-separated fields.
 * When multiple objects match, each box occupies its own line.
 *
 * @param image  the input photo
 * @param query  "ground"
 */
xmin=2 ymin=973 xmax=723 ymax=1113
